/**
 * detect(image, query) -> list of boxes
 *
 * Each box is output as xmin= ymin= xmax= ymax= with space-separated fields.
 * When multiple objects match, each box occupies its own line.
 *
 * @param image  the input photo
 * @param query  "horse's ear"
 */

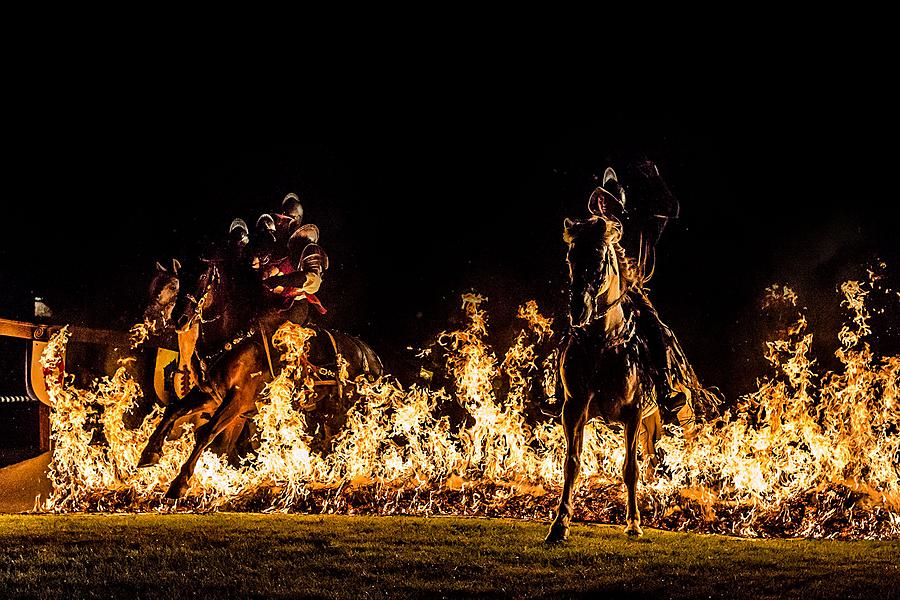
xmin=172 ymin=259 xmax=181 ymax=275
xmin=155 ymin=261 xmax=167 ymax=273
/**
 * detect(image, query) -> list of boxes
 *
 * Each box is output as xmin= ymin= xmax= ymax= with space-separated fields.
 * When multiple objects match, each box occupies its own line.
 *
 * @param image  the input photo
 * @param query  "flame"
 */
xmin=37 ymin=273 xmax=900 ymax=539
xmin=128 ymin=321 xmax=151 ymax=349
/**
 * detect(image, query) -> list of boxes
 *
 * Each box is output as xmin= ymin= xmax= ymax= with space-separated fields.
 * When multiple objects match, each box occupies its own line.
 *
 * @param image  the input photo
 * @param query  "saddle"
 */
xmin=258 ymin=321 xmax=346 ymax=391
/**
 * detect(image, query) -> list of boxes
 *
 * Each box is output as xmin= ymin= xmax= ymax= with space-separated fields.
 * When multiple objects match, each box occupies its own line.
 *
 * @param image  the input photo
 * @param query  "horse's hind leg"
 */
xmin=676 ymin=401 xmax=697 ymax=441
xmin=624 ymin=411 xmax=644 ymax=537
xmin=546 ymin=396 xmax=589 ymax=543
xmin=209 ymin=419 xmax=248 ymax=468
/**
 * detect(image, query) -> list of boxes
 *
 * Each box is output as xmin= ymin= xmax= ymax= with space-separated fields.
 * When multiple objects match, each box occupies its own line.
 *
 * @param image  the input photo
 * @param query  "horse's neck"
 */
xmin=206 ymin=266 xmax=260 ymax=337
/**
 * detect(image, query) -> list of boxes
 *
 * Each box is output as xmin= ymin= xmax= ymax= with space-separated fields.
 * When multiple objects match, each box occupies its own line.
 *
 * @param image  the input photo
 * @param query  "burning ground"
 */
xmin=34 ymin=271 xmax=900 ymax=540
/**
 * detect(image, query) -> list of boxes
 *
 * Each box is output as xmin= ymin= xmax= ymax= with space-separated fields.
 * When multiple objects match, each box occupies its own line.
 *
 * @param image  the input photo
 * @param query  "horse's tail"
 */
xmin=351 ymin=336 xmax=384 ymax=381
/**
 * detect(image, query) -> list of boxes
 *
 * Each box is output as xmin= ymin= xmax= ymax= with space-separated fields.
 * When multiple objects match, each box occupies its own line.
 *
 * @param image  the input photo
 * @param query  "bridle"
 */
xmin=181 ymin=262 xmax=222 ymax=331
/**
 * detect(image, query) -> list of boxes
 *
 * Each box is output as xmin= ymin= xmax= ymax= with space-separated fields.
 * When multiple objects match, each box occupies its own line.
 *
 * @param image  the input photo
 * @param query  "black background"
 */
xmin=2 ymin=89 xmax=898 ymax=401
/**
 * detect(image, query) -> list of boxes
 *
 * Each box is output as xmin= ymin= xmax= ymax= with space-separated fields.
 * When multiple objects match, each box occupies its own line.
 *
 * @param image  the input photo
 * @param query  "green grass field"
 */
xmin=0 ymin=514 xmax=897 ymax=599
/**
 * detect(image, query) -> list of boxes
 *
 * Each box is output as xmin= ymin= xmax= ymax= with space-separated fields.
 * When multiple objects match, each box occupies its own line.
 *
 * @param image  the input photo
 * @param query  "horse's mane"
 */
xmin=612 ymin=241 xmax=638 ymax=289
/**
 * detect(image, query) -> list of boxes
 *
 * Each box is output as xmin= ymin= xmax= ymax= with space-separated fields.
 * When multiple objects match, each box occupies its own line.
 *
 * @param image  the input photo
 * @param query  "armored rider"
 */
xmin=588 ymin=164 xmax=699 ymax=425
xmin=249 ymin=193 xmax=329 ymax=330
xmin=174 ymin=193 xmax=328 ymax=394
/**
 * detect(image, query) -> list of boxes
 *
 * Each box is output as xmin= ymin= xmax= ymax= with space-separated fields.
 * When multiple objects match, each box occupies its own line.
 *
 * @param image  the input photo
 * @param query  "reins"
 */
xmin=184 ymin=264 xmax=222 ymax=327
xmin=589 ymin=286 xmax=631 ymax=321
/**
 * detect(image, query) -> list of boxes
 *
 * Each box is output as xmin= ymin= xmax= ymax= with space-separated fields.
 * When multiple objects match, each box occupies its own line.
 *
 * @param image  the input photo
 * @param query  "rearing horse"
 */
xmin=546 ymin=215 xmax=655 ymax=542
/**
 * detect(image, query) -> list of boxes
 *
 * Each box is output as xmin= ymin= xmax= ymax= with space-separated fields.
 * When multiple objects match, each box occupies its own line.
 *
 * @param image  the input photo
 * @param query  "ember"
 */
xmin=37 ymin=273 xmax=899 ymax=540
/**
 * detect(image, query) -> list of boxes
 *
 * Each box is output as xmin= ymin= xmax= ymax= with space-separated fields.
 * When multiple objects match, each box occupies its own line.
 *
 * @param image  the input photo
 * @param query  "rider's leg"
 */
xmin=633 ymin=295 xmax=691 ymax=423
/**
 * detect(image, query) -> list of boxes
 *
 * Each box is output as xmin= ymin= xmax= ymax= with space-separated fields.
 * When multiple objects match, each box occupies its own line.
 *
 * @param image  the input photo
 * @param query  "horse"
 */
xmin=140 ymin=260 xmax=182 ymax=339
xmin=137 ymin=258 xmax=383 ymax=499
xmin=546 ymin=215 xmax=659 ymax=542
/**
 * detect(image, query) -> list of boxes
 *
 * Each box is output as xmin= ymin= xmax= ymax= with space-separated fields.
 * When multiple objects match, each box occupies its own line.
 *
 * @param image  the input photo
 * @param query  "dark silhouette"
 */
xmin=546 ymin=215 xmax=658 ymax=541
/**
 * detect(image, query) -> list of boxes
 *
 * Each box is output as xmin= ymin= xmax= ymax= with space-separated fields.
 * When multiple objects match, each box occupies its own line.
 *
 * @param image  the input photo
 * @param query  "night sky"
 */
xmin=2 ymin=99 xmax=898 ymax=401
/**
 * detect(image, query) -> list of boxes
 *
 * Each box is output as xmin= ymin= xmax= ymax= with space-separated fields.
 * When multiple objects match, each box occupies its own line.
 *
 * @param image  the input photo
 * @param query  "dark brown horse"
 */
xmin=137 ymin=259 xmax=383 ymax=499
xmin=546 ymin=215 xmax=656 ymax=542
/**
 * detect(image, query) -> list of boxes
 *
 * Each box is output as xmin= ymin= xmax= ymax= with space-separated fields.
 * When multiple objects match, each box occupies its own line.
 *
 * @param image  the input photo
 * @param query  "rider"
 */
xmin=588 ymin=165 xmax=698 ymax=425
xmin=174 ymin=193 xmax=328 ymax=394
xmin=248 ymin=193 xmax=329 ymax=332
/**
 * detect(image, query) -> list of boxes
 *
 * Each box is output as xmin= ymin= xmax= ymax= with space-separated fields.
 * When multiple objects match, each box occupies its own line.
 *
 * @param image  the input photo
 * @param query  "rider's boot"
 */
xmin=657 ymin=377 xmax=697 ymax=439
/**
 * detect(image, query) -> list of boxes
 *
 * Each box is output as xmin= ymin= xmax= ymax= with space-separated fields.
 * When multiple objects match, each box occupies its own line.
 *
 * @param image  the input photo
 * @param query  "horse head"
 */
xmin=175 ymin=259 xmax=222 ymax=334
xmin=143 ymin=259 xmax=182 ymax=334
xmin=563 ymin=216 xmax=624 ymax=328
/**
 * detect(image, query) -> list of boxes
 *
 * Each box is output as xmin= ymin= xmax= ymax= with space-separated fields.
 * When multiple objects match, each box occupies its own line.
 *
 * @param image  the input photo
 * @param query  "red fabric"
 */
xmin=306 ymin=293 xmax=327 ymax=314
xmin=264 ymin=256 xmax=296 ymax=279
xmin=273 ymin=213 xmax=295 ymax=229
xmin=264 ymin=281 xmax=327 ymax=314
xmin=259 ymin=241 xmax=327 ymax=314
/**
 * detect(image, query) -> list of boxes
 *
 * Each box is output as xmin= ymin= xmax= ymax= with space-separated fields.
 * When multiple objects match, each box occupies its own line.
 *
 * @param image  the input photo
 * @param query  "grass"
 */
xmin=0 ymin=514 xmax=898 ymax=599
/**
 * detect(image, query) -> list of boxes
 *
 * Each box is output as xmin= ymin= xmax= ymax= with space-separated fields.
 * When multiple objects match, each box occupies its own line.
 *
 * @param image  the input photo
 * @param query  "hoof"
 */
xmin=165 ymin=477 xmax=189 ymax=500
xmin=624 ymin=521 xmax=644 ymax=538
xmin=545 ymin=521 xmax=570 ymax=544
xmin=137 ymin=452 xmax=161 ymax=468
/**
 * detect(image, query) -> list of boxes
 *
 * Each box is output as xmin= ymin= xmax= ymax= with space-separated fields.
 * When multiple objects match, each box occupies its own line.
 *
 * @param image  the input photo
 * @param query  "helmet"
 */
xmin=255 ymin=213 xmax=276 ymax=233
xmin=281 ymin=193 xmax=304 ymax=223
xmin=299 ymin=243 xmax=329 ymax=274
xmin=288 ymin=224 xmax=320 ymax=249
xmin=588 ymin=167 xmax=627 ymax=218
xmin=229 ymin=218 xmax=249 ymax=248
xmin=249 ymin=214 xmax=277 ymax=267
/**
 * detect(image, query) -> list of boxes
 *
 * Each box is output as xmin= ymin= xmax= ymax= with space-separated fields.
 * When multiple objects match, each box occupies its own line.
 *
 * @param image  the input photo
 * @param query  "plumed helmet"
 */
xmin=588 ymin=167 xmax=627 ymax=217
xmin=281 ymin=193 xmax=304 ymax=223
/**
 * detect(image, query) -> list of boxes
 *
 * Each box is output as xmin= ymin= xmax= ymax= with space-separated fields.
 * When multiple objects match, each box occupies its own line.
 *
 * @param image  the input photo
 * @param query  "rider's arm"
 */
xmin=266 ymin=271 xmax=322 ymax=294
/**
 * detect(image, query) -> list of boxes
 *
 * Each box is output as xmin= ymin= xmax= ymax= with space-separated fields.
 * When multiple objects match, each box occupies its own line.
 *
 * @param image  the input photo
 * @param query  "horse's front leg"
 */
xmin=623 ymin=409 xmax=643 ymax=537
xmin=165 ymin=380 xmax=260 ymax=500
xmin=640 ymin=407 xmax=663 ymax=481
xmin=164 ymin=386 xmax=240 ymax=499
xmin=546 ymin=395 xmax=589 ymax=543
xmin=138 ymin=389 xmax=213 ymax=467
